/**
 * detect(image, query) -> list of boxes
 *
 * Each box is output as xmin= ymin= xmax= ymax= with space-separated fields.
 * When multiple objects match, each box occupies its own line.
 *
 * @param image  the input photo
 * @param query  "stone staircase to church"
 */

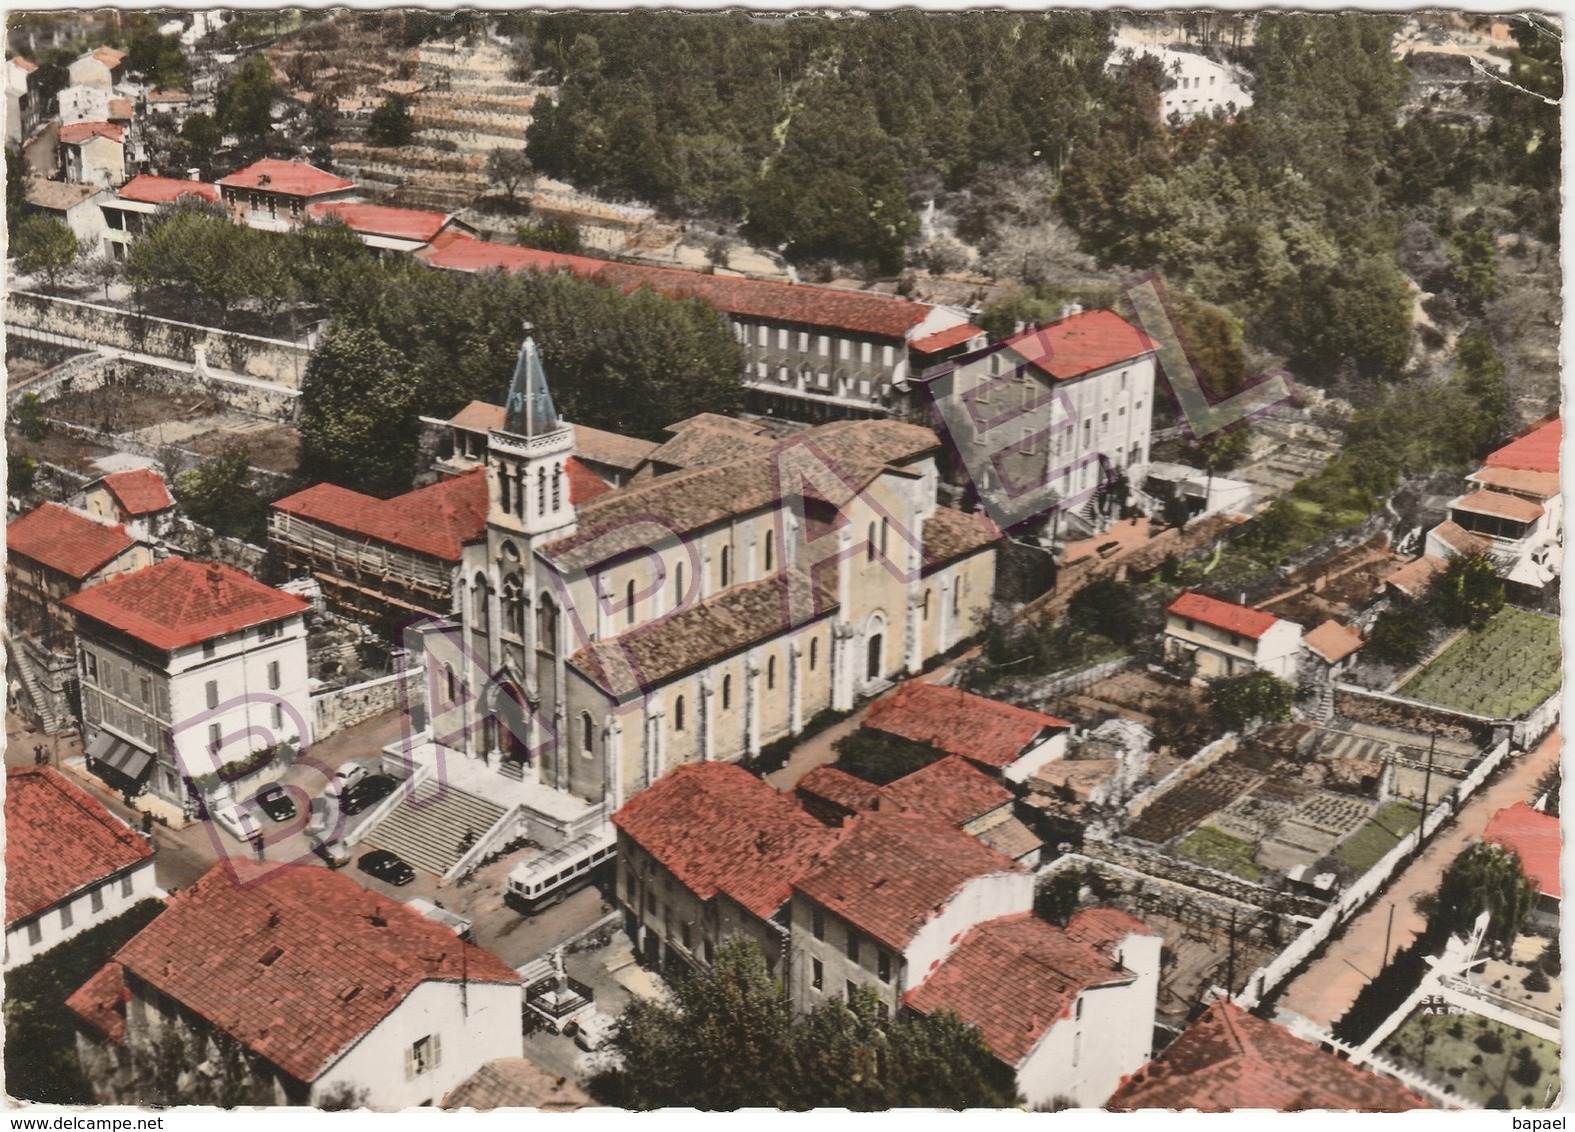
xmin=362 ymin=778 xmax=508 ymax=877
xmin=7 ymin=635 xmax=68 ymax=734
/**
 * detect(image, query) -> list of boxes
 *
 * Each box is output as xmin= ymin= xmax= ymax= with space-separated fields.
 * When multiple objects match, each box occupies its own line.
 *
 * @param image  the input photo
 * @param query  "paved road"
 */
xmin=1278 ymin=727 xmax=1562 ymax=1029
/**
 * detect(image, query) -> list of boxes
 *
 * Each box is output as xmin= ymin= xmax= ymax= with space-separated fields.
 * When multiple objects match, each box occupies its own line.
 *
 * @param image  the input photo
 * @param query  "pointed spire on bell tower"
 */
xmin=503 ymin=321 xmax=560 ymax=437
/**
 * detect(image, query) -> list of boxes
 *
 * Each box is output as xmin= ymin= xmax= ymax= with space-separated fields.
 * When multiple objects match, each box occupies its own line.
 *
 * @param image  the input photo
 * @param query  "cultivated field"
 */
xmin=1401 ymin=608 xmax=1561 ymax=719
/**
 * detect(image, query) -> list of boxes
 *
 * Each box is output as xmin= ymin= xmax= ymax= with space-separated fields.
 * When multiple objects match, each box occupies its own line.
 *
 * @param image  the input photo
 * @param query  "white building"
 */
xmin=4 ymin=767 xmax=160 ymax=971
xmin=1164 ymin=591 xmax=1303 ymax=680
xmin=68 ymin=863 xmax=521 ymax=1108
xmin=64 ymin=558 xmax=313 ymax=817
xmin=22 ymin=177 xmax=109 ymax=258
xmin=6 ymin=55 xmax=40 ymax=145
xmin=1424 ymin=415 xmax=1562 ymax=592
xmin=1108 ymin=40 xmax=1253 ymax=123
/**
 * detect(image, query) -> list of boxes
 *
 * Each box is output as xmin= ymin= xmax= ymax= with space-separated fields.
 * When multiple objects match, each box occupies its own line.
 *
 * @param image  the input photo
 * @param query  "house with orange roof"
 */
xmin=1108 ymin=997 xmax=1429 ymax=1111
xmin=418 ymin=231 xmax=981 ymax=423
xmin=66 ymin=45 xmax=124 ymax=90
xmin=1483 ymin=801 xmax=1560 ymax=914
xmin=218 ymin=158 xmax=356 ymax=232
xmin=68 ymin=863 xmax=521 ymax=1108
xmin=913 ymin=304 xmax=1159 ymax=536
xmin=1425 ymin=414 xmax=1561 ymax=591
xmin=906 ymin=906 xmax=1162 ymax=1108
xmin=5 ymin=767 xmax=159 ymax=970
xmin=64 ymin=558 xmax=311 ymax=814
xmin=611 ymin=761 xmax=838 ymax=974
xmin=307 ymin=200 xmax=475 ymax=256
xmin=1164 ymin=591 xmax=1303 ymax=680
xmin=99 ymin=174 xmax=220 ymax=259
xmin=7 ymin=501 xmax=151 ymax=655
xmin=80 ymin=467 xmax=175 ymax=539
xmin=861 ymin=680 xmax=1074 ymax=785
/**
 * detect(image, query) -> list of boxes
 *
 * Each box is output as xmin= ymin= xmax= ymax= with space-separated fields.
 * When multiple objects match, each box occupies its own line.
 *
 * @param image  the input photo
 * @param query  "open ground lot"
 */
xmin=1383 ymin=1010 xmax=1559 ymax=1109
xmin=1401 ymin=608 xmax=1561 ymax=719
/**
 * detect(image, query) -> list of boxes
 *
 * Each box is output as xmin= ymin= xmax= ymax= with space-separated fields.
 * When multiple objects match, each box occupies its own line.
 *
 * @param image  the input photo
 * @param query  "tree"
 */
xmin=13 ymin=215 xmax=79 ymax=288
xmin=126 ymin=30 xmax=188 ymax=90
xmin=1066 ymin=577 xmax=1142 ymax=646
xmin=1191 ymin=427 xmax=1250 ymax=474
xmin=1434 ymin=841 xmax=1535 ymax=955
xmin=833 ymin=729 xmax=941 ymax=786
xmin=6 ymin=144 xmax=25 ymax=239
xmin=14 ymin=392 xmax=49 ymax=442
xmin=1367 ymin=606 xmax=1428 ymax=667
xmin=127 ymin=205 xmax=250 ymax=320
xmin=591 ymin=940 xmax=1017 ymax=1110
xmin=485 ymin=147 xmax=535 ymax=199
xmin=1210 ymin=670 xmax=1294 ymax=730
xmin=368 ymin=96 xmax=413 ymax=147
xmin=298 ymin=323 xmax=421 ymax=497
xmin=516 ymin=220 xmax=581 ymax=254
xmin=1432 ymin=554 xmax=1504 ymax=631
xmin=174 ymin=444 xmax=268 ymax=544
xmin=8 ymin=453 xmax=37 ymax=494
xmin=217 ymin=55 xmax=275 ymax=138
xmin=177 ymin=112 xmax=223 ymax=175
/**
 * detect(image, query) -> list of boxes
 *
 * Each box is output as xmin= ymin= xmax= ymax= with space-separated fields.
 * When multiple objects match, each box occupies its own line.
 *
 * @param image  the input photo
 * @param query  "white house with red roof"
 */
xmin=861 ymin=680 xmax=1074 ymax=785
xmin=4 ymin=767 xmax=159 ymax=971
xmin=610 ymin=761 xmax=838 ymax=974
xmin=99 ymin=174 xmax=220 ymax=260
xmin=1425 ymin=414 xmax=1561 ymax=591
xmin=63 ymin=558 xmax=311 ymax=815
xmin=417 ymin=232 xmax=980 ymax=422
xmin=1484 ymin=801 xmax=1560 ymax=914
xmin=57 ymin=119 xmax=125 ymax=187
xmin=7 ymin=501 xmax=151 ymax=654
xmin=1164 ymin=591 xmax=1303 ymax=680
xmin=81 ymin=467 xmax=175 ymax=540
xmin=218 ymin=158 xmax=356 ymax=232
xmin=906 ymin=906 xmax=1161 ymax=1108
xmin=68 ymin=862 xmax=521 ymax=1108
xmin=307 ymin=201 xmax=474 ymax=257
xmin=913 ymin=305 xmax=1159 ymax=536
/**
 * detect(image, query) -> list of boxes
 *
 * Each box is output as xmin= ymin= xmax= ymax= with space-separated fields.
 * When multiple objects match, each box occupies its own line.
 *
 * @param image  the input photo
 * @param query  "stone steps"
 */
xmin=363 ymin=779 xmax=508 ymax=876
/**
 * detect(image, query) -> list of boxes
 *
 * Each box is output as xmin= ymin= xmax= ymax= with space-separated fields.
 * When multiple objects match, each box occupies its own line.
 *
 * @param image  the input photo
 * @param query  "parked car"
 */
xmin=572 ymin=1009 xmax=617 ymax=1052
xmin=314 ymin=839 xmax=352 ymax=869
xmin=343 ymin=774 xmax=398 ymax=815
xmin=357 ymin=849 xmax=415 ymax=886
xmin=333 ymin=764 xmax=369 ymax=793
xmin=254 ymin=784 xmax=297 ymax=822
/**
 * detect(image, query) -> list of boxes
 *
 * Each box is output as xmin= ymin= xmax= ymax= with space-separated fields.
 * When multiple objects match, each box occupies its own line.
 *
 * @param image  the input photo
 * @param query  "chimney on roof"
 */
xmin=1059 ymin=300 xmax=1084 ymax=319
xmin=206 ymin=565 xmax=223 ymax=586
xmin=187 ymin=167 xmax=199 ymax=180
xmin=755 ymin=832 xmax=769 ymax=854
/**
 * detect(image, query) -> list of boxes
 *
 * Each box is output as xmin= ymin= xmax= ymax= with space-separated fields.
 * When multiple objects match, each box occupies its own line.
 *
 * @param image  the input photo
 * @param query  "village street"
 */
xmin=1278 ymin=726 xmax=1562 ymax=1029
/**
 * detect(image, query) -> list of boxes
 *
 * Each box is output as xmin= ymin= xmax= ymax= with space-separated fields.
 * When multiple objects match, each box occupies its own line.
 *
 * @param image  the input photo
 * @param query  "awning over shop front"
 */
xmin=86 ymin=728 xmax=154 ymax=788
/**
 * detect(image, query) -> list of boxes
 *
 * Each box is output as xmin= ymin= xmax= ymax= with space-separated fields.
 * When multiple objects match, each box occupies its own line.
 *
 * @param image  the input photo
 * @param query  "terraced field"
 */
xmin=1401 ymin=608 xmax=1560 ymax=719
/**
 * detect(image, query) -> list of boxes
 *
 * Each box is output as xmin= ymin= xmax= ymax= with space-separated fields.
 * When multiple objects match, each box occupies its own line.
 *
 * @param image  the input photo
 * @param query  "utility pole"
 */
xmin=1225 ymin=908 xmax=1237 ymax=994
xmin=1383 ymin=902 xmax=1395 ymax=968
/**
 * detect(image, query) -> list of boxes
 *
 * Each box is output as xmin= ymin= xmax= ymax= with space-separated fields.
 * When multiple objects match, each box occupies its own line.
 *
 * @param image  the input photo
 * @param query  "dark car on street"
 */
xmin=342 ymin=774 xmax=398 ymax=815
xmin=357 ymin=849 xmax=416 ymax=886
xmin=255 ymin=784 xmax=298 ymax=822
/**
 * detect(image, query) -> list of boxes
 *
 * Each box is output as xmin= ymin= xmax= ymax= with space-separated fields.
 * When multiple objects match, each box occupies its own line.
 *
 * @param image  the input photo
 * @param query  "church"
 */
xmin=400 ymin=329 xmax=1001 ymax=852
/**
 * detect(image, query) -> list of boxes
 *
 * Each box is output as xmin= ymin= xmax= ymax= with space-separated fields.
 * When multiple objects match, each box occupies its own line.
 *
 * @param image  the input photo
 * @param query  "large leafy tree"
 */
xmin=217 ymin=55 xmax=275 ymax=138
xmin=368 ymin=96 xmax=414 ymax=147
xmin=1431 ymin=554 xmax=1504 ymax=631
xmin=1435 ymin=841 xmax=1536 ymax=955
xmin=13 ymin=215 xmax=79 ymax=288
xmin=175 ymin=443 xmax=268 ymax=544
xmin=298 ymin=323 xmax=421 ymax=497
xmin=592 ymin=940 xmax=1017 ymax=1110
xmin=1066 ymin=577 xmax=1143 ymax=646
xmin=1210 ymin=670 xmax=1294 ymax=730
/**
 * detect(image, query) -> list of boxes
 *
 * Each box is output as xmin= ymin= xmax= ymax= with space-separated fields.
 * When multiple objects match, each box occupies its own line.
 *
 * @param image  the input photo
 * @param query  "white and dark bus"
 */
xmin=506 ymin=828 xmax=616 ymax=913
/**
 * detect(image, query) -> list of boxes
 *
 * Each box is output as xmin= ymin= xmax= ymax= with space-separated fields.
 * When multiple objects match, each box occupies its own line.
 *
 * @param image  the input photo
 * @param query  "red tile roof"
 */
xmin=58 ymin=120 xmax=124 ymax=146
xmin=7 ymin=502 xmax=135 ymax=579
xmin=447 ymin=400 xmax=505 ymax=433
xmin=797 ymin=765 xmax=886 ymax=816
xmin=218 ymin=158 xmax=354 ymax=197
xmin=1303 ymin=619 xmax=1363 ymax=665
xmin=308 ymin=201 xmax=451 ymax=243
xmin=573 ymin=424 xmax=658 ymax=472
xmin=64 ymin=558 xmax=307 ymax=651
xmin=613 ymin=762 xmax=837 ymax=920
xmin=100 ymin=468 xmax=173 ymax=515
xmin=882 ymin=755 xmax=1012 ymax=827
xmin=5 ymin=768 xmax=153 ymax=925
xmin=107 ymin=97 xmax=132 ymax=120
xmin=1167 ymin=591 xmax=1279 ymax=641
xmin=117 ymin=174 xmax=220 ymax=205
xmin=903 ymin=911 xmax=1132 ymax=1067
xmin=66 ymin=962 xmax=128 ymax=1044
xmin=71 ymin=862 xmax=517 ymax=1083
xmin=1484 ymin=801 xmax=1561 ymax=900
xmin=91 ymin=46 xmax=126 ymax=67
xmin=1004 ymin=309 xmax=1156 ymax=382
xmin=1062 ymin=905 xmax=1158 ymax=960
xmin=1485 ymin=416 xmax=1560 ymax=475
xmin=793 ymin=811 xmax=1023 ymax=952
xmin=1384 ymin=554 xmax=1447 ymax=599
xmin=1430 ymin=519 xmax=1492 ymax=557
xmin=421 ymin=234 xmax=940 ymax=339
xmin=910 ymin=323 xmax=984 ymax=355
xmin=1452 ymin=489 xmax=1542 ymax=524
xmin=11 ymin=55 xmax=38 ymax=73
xmin=862 ymin=682 xmax=1070 ymax=771
xmin=271 ymin=469 xmax=488 ymax=562
xmin=1108 ymin=999 xmax=1429 ymax=1111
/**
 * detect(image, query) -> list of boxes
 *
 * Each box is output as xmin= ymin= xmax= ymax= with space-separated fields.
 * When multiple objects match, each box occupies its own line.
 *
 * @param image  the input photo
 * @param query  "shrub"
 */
xmin=1475 ymin=1031 xmax=1504 ymax=1055
xmin=1523 ymin=967 xmax=1550 ymax=992
xmin=1510 ymin=1047 xmax=1541 ymax=1087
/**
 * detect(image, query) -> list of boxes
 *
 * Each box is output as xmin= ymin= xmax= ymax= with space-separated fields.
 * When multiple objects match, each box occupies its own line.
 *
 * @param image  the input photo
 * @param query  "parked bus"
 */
xmin=506 ymin=828 xmax=616 ymax=913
